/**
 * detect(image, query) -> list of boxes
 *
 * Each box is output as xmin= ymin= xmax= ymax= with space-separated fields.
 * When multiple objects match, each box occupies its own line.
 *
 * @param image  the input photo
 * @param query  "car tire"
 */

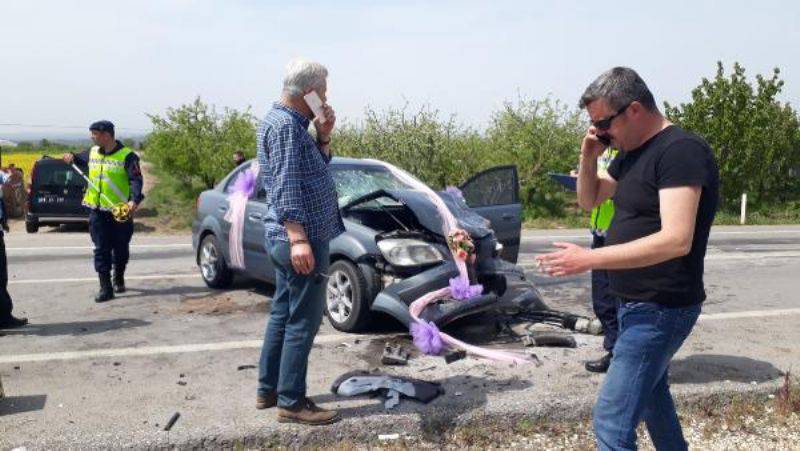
xmin=325 ymin=259 xmax=370 ymax=332
xmin=25 ymin=220 xmax=39 ymax=233
xmin=198 ymin=233 xmax=233 ymax=289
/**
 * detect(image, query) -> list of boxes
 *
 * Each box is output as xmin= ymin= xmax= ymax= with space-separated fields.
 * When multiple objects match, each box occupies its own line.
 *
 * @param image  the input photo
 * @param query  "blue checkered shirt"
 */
xmin=257 ymin=103 xmax=345 ymax=243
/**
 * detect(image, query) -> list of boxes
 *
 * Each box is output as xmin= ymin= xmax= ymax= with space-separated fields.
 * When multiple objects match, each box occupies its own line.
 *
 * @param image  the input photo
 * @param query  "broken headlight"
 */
xmin=377 ymin=238 xmax=444 ymax=267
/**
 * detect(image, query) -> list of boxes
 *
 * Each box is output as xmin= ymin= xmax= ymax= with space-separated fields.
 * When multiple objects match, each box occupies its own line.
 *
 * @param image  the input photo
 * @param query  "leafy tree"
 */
xmin=334 ymin=105 xmax=487 ymax=189
xmin=665 ymin=62 xmax=800 ymax=208
xmin=485 ymin=97 xmax=585 ymax=216
xmin=39 ymin=138 xmax=51 ymax=148
xmin=145 ymin=97 xmax=256 ymax=190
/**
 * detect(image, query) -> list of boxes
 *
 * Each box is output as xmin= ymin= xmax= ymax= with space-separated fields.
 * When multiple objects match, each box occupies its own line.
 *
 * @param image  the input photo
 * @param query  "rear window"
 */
xmin=34 ymin=163 xmax=86 ymax=188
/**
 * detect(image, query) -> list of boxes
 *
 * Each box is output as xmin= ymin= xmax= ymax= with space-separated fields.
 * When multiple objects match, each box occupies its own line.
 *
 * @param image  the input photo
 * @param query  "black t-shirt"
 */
xmin=606 ymin=125 xmax=719 ymax=306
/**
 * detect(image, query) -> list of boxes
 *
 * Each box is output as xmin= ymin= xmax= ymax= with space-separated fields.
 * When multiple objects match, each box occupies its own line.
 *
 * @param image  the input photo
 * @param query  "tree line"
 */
xmin=143 ymin=62 xmax=800 ymax=217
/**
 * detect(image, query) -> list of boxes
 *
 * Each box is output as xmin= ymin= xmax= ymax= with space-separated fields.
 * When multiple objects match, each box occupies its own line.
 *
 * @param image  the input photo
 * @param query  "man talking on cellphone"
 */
xmin=254 ymin=58 xmax=344 ymax=425
xmin=537 ymin=67 xmax=719 ymax=450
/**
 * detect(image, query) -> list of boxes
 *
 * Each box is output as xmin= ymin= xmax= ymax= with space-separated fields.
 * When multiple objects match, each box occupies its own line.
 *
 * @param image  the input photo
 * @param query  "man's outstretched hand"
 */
xmin=535 ymin=242 xmax=595 ymax=277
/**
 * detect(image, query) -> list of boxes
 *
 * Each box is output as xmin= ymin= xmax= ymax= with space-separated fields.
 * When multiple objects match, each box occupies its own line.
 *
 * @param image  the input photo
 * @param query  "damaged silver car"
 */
xmin=192 ymin=158 xmax=548 ymax=332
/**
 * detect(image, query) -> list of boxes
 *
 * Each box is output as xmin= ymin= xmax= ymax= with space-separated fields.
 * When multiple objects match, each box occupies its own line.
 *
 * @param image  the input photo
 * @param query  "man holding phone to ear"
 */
xmin=255 ymin=58 xmax=344 ymax=425
xmin=537 ymin=67 xmax=719 ymax=450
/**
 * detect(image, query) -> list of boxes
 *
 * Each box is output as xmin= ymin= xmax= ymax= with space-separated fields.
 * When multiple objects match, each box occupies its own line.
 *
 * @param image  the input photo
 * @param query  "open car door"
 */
xmin=458 ymin=165 xmax=522 ymax=263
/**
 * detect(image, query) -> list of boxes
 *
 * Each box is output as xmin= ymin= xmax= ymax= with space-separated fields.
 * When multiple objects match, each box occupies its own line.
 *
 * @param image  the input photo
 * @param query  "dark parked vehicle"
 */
xmin=192 ymin=158 xmax=546 ymax=332
xmin=26 ymin=157 xmax=89 ymax=233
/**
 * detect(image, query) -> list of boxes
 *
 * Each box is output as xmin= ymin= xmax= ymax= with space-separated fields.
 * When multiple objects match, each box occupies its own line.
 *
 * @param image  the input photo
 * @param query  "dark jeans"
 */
xmin=593 ymin=300 xmax=701 ymax=451
xmin=0 ymin=232 xmax=14 ymax=320
xmin=591 ymin=234 xmax=619 ymax=352
xmin=258 ymin=239 xmax=330 ymax=408
xmin=89 ymin=210 xmax=134 ymax=274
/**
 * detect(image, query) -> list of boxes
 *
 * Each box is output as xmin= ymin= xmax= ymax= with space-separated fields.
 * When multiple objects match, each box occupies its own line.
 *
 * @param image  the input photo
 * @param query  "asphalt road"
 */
xmin=1 ymin=225 xmax=799 ymax=448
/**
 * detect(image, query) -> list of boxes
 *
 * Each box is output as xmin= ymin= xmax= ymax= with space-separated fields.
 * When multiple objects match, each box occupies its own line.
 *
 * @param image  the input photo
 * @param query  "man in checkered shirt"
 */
xmin=254 ymin=58 xmax=344 ymax=426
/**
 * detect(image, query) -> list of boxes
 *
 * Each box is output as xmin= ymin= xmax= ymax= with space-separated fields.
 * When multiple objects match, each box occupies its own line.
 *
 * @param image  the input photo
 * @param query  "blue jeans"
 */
xmin=258 ymin=239 xmax=330 ymax=408
xmin=593 ymin=300 xmax=701 ymax=451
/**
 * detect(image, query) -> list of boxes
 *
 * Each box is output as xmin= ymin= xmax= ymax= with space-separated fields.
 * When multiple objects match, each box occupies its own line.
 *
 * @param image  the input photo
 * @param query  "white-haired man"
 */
xmin=255 ymin=58 xmax=343 ymax=425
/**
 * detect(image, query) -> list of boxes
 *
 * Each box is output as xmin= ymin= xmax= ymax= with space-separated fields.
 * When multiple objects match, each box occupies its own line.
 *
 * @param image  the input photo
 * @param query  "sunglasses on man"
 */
xmin=592 ymin=102 xmax=632 ymax=130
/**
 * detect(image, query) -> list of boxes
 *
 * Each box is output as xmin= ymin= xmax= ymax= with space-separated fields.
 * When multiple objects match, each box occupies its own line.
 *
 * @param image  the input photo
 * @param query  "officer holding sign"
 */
xmin=63 ymin=121 xmax=144 ymax=303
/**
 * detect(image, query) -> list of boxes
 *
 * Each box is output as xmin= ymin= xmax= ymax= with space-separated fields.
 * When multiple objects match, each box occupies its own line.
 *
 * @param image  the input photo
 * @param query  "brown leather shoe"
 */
xmin=256 ymin=391 xmax=277 ymax=410
xmin=277 ymin=398 xmax=340 ymax=425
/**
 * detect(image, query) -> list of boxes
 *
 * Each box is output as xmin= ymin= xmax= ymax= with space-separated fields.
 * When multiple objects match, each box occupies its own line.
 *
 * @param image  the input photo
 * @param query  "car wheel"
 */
xmin=25 ymin=220 xmax=39 ymax=233
xmin=198 ymin=234 xmax=233 ymax=289
xmin=325 ymin=259 xmax=370 ymax=332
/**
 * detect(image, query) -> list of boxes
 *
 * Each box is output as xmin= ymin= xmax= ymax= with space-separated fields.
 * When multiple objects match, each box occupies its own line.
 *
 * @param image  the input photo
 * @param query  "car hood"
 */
xmin=342 ymin=189 xmax=493 ymax=239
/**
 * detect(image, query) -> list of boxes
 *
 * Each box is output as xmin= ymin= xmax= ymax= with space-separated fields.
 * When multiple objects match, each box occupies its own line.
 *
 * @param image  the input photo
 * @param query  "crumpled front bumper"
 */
xmin=370 ymin=257 xmax=548 ymax=327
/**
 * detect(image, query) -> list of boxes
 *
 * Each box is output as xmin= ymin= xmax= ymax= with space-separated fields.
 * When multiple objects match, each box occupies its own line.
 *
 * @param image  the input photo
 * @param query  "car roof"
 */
xmin=243 ymin=156 xmax=387 ymax=168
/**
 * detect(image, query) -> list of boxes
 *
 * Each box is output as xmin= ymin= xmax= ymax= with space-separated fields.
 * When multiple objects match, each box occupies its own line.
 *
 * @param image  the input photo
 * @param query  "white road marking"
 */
xmin=522 ymin=229 xmax=800 ymax=240
xmin=1 ymin=307 xmax=798 ymax=364
xmin=9 ymin=273 xmax=199 ymax=285
xmin=7 ymin=243 xmax=191 ymax=252
xmin=0 ymin=333 xmax=373 ymax=364
xmin=516 ymin=251 xmax=800 ymax=268
xmin=698 ymin=308 xmax=800 ymax=322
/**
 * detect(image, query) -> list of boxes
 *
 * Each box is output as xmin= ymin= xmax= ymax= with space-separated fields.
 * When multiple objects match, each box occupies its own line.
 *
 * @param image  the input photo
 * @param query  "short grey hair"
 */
xmin=579 ymin=67 xmax=657 ymax=112
xmin=282 ymin=58 xmax=328 ymax=97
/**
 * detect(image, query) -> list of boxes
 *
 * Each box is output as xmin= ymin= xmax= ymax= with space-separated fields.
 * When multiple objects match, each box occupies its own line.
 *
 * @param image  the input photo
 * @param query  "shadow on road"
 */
xmin=0 ymin=318 xmax=150 ymax=337
xmin=670 ymin=354 xmax=784 ymax=384
xmin=0 ymin=394 xmax=47 ymax=416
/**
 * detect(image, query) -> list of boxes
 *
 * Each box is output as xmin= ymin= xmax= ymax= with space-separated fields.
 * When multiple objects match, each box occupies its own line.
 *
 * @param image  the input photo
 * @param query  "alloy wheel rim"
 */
xmin=200 ymin=240 xmax=218 ymax=281
xmin=326 ymin=269 xmax=353 ymax=324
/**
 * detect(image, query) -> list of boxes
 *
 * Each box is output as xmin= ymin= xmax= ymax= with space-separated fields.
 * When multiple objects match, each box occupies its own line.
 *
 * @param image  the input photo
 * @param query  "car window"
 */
xmin=330 ymin=167 xmax=417 ymax=207
xmin=459 ymin=166 xmax=519 ymax=207
xmin=34 ymin=164 xmax=86 ymax=188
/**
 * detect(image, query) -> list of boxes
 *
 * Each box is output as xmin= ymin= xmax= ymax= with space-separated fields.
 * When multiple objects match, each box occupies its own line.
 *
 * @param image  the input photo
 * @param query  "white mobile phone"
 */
xmin=303 ymin=91 xmax=326 ymax=124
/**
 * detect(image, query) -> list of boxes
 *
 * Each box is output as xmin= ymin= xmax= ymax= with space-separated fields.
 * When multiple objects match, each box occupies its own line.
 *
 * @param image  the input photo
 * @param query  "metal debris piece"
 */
xmin=381 ymin=343 xmax=409 ymax=366
xmin=521 ymin=333 xmax=576 ymax=348
xmin=236 ymin=364 xmax=256 ymax=371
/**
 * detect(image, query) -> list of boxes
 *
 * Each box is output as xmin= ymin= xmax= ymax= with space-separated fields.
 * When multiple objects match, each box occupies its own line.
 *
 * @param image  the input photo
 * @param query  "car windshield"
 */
xmin=330 ymin=165 xmax=420 ymax=208
xmin=34 ymin=164 xmax=85 ymax=188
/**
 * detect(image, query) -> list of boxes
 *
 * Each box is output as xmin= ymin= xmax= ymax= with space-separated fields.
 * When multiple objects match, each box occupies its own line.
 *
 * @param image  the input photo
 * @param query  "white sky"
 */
xmin=1 ymin=0 xmax=798 ymax=138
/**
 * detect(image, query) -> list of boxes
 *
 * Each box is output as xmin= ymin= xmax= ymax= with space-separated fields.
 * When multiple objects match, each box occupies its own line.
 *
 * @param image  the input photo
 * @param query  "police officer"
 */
xmin=584 ymin=146 xmax=618 ymax=373
xmin=0 ymin=169 xmax=28 ymax=329
xmin=63 ymin=121 xmax=144 ymax=303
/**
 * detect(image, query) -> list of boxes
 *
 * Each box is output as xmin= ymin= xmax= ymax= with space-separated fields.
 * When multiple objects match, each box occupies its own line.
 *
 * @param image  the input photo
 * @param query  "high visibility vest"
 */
xmin=590 ymin=148 xmax=618 ymax=234
xmin=82 ymin=146 xmax=132 ymax=211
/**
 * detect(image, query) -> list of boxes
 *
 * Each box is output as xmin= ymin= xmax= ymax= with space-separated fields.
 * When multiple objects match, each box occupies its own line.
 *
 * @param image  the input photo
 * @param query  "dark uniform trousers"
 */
xmin=591 ymin=233 xmax=619 ymax=352
xmin=0 ymin=231 xmax=14 ymax=320
xmin=89 ymin=210 xmax=134 ymax=273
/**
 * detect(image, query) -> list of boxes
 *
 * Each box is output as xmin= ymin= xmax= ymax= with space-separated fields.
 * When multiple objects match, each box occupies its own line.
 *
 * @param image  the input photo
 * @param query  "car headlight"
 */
xmin=377 ymin=239 xmax=444 ymax=267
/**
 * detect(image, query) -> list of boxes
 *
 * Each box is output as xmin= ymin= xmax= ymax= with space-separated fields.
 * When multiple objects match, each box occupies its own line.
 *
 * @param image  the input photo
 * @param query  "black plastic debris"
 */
xmin=381 ymin=343 xmax=409 ymax=366
xmin=164 ymin=412 xmax=180 ymax=431
xmin=331 ymin=370 xmax=444 ymax=409
xmin=444 ymin=350 xmax=467 ymax=364
xmin=237 ymin=364 xmax=256 ymax=371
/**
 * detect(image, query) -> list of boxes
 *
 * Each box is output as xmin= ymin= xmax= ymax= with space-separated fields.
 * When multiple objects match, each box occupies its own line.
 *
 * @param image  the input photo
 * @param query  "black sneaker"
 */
xmin=0 ymin=316 xmax=29 ymax=329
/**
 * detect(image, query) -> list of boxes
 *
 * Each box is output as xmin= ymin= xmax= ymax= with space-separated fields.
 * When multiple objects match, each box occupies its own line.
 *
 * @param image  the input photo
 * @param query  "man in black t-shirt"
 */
xmin=537 ymin=67 xmax=719 ymax=451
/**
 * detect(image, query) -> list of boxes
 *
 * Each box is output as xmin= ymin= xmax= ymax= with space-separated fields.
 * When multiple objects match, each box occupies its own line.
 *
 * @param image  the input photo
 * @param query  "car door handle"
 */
xmin=248 ymin=213 xmax=263 ymax=221
xmin=501 ymin=213 xmax=514 ymax=220
xmin=218 ymin=206 xmax=228 ymax=212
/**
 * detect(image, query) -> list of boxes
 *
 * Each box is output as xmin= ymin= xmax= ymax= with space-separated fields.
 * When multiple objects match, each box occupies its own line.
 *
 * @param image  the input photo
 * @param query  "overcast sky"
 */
xmin=1 ymin=0 xmax=798 ymax=139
